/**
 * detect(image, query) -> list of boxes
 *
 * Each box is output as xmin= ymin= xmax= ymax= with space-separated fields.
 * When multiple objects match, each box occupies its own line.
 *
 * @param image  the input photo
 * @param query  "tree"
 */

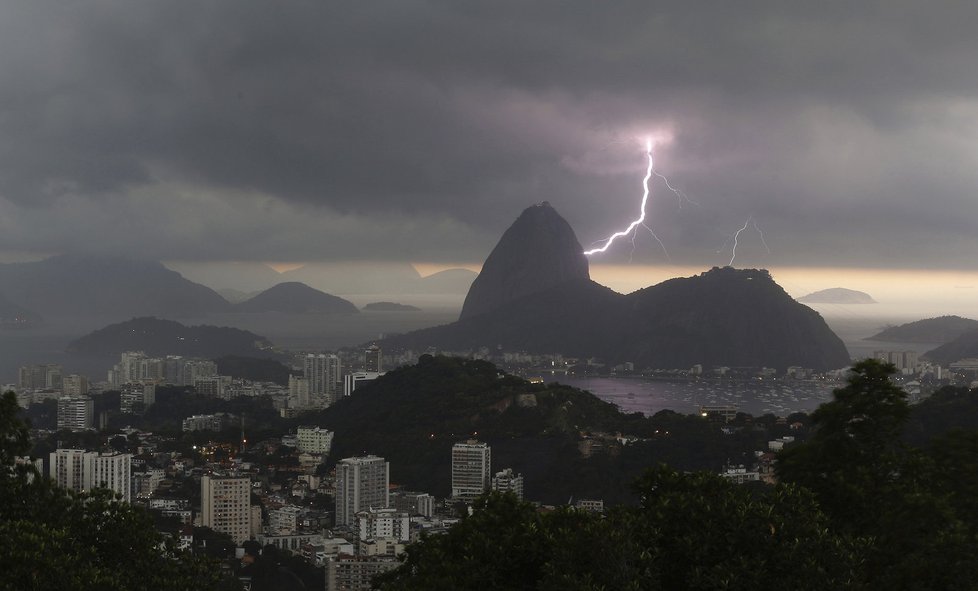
xmin=776 ymin=359 xmax=911 ymax=531
xmin=0 ymin=391 xmax=228 ymax=590
xmin=376 ymin=473 xmax=860 ymax=591
xmin=776 ymin=360 xmax=978 ymax=590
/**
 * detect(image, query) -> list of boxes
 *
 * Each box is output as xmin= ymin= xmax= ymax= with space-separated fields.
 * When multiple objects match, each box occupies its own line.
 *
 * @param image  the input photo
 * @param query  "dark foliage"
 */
xmin=216 ymin=356 xmax=294 ymax=386
xmin=67 ymin=316 xmax=279 ymax=358
xmin=306 ymin=356 xmax=767 ymax=504
xmin=0 ymin=392 xmax=227 ymax=590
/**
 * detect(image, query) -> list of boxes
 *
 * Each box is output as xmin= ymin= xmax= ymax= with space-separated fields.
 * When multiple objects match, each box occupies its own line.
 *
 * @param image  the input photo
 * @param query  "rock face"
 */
xmin=460 ymin=202 xmax=589 ymax=320
xmin=798 ymin=288 xmax=876 ymax=304
xmin=234 ymin=282 xmax=359 ymax=314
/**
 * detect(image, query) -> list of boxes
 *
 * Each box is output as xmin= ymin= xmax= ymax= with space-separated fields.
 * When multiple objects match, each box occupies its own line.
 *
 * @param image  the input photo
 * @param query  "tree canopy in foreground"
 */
xmin=0 ymin=391 xmax=228 ymax=591
xmin=377 ymin=359 xmax=978 ymax=590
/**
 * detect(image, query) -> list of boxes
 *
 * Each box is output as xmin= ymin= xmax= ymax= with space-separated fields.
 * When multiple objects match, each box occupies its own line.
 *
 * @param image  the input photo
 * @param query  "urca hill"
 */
xmin=385 ymin=203 xmax=850 ymax=371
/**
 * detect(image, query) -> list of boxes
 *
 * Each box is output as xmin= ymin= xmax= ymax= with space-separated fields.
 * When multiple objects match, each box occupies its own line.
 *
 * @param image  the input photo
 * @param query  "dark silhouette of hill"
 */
xmin=390 ymin=204 xmax=847 ymax=371
xmin=309 ymin=356 xmax=746 ymax=504
xmin=923 ymin=329 xmax=978 ymax=364
xmin=386 ymin=278 xmax=623 ymax=357
xmin=615 ymin=267 xmax=851 ymax=371
xmin=233 ymin=282 xmax=358 ymax=314
xmin=460 ymin=202 xmax=589 ymax=320
xmin=870 ymin=316 xmax=978 ymax=343
xmin=164 ymin=261 xmax=284 ymax=293
xmin=386 ymin=268 xmax=849 ymax=371
xmin=66 ymin=316 xmax=278 ymax=358
xmin=798 ymin=287 xmax=876 ymax=304
xmin=363 ymin=302 xmax=422 ymax=312
xmin=0 ymin=292 xmax=42 ymax=327
xmin=0 ymin=255 xmax=230 ymax=319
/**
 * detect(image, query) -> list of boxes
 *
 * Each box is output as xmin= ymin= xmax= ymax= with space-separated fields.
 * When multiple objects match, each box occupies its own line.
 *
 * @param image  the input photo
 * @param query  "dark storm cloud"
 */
xmin=1 ymin=1 xmax=977 ymax=266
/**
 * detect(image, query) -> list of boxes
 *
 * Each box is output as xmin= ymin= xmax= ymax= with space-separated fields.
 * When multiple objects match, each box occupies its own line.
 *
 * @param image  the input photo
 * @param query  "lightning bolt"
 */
xmin=728 ymin=217 xmax=752 ymax=267
xmin=753 ymin=219 xmax=771 ymax=254
xmin=726 ymin=216 xmax=771 ymax=266
xmin=653 ymin=171 xmax=699 ymax=209
xmin=584 ymin=139 xmax=663 ymax=256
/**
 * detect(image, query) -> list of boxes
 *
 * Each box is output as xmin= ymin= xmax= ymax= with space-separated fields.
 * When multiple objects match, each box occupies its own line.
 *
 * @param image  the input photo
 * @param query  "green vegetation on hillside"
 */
xmin=305 ymin=355 xmax=785 ymax=503
xmin=377 ymin=359 xmax=978 ymax=590
xmin=67 ymin=316 xmax=277 ymax=358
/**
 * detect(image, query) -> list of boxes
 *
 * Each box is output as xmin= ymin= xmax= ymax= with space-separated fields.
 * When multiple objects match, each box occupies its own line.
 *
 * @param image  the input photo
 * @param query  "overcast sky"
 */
xmin=1 ymin=1 xmax=977 ymax=270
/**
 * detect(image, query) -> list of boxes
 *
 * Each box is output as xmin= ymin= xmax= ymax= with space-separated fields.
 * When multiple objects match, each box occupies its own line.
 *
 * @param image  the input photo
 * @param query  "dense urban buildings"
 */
xmin=335 ymin=455 xmax=390 ymax=527
xmin=451 ymin=440 xmax=491 ymax=502
xmin=18 ymin=363 xmax=63 ymax=390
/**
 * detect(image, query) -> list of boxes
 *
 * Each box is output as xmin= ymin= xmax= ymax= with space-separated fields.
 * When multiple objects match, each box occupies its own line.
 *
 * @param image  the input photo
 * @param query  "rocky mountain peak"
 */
xmin=460 ymin=202 xmax=590 ymax=320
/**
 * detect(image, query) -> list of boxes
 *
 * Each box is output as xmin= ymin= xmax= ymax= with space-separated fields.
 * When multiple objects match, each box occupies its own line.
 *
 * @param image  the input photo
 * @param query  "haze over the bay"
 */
xmin=2 ymin=1 xmax=978 ymax=310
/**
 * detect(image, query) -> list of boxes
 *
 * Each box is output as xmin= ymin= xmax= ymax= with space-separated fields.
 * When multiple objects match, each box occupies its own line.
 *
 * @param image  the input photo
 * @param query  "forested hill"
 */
xmin=870 ymin=315 xmax=978 ymax=343
xmin=66 ymin=316 xmax=279 ymax=359
xmin=308 ymin=356 xmax=771 ymax=504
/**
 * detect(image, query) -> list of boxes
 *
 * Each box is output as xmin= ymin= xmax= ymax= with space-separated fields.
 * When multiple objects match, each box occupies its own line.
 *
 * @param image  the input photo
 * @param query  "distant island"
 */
xmin=234 ymin=282 xmax=359 ymax=314
xmin=869 ymin=316 xmax=978 ymax=343
xmin=67 ymin=316 xmax=279 ymax=359
xmin=363 ymin=302 xmax=421 ymax=312
xmin=797 ymin=288 xmax=876 ymax=304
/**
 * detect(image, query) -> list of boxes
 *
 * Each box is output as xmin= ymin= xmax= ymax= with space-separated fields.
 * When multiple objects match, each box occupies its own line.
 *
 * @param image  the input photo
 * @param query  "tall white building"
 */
xmin=491 ymin=468 xmax=524 ymax=501
xmin=452 ymin=440 xmax=491 ymax=502
xmin=304 ymin=354 xmax=328 ymax=397
xmin=57 ymin=396 xmax=94 ymax=431
xmin=49 ymin=450 xmax=132 ymax=502
xmin=325 ymin=354 xmax=342 ymax=404
xmin=296 ymin=426 xmax=334 ymax=454
xmin=335 ymin=455 xmax=389 ymax=527
xmin=48 ymin=449 xmax=87 ymax=493
xmin=89 ymin=452 xmax=133 ymax=502
xmin=201 ymin=474 xmax=253 ymax=544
